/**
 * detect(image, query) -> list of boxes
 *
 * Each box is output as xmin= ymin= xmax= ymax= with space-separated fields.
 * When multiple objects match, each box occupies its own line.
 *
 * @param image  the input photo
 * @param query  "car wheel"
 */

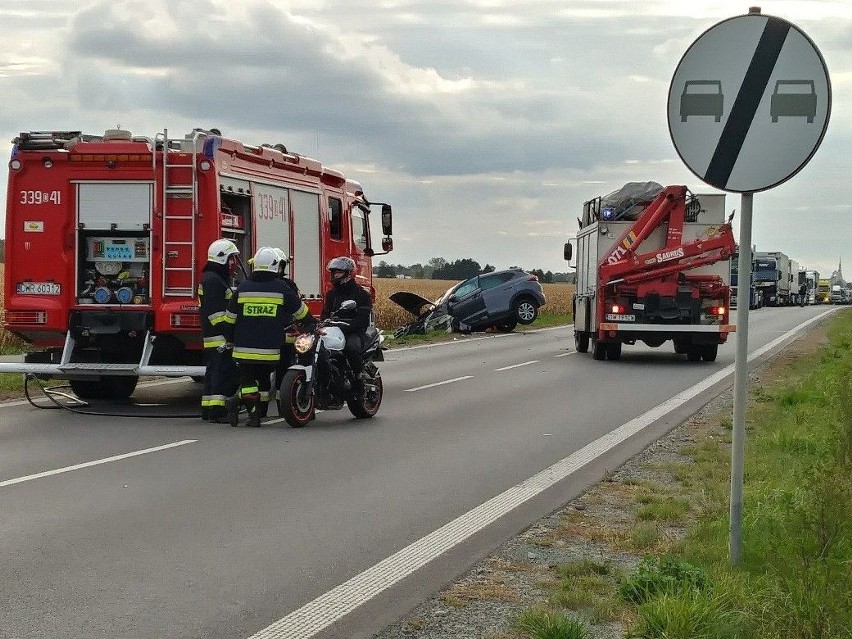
xmin=701 ymin=344 xmax=718 ymax=362
xmin=495 ymin=319 xmax=517 ymax=332
xmin=514 ymin=297 xmax=539 ymax=324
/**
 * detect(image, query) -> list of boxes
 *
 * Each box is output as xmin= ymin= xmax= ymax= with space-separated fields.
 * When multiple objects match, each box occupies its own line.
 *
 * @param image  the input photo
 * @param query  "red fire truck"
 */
xmin=1 ymin=127 xmax=393 ymax=399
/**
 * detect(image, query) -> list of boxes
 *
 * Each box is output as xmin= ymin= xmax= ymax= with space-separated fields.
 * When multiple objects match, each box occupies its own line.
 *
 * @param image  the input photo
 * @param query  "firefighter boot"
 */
xmin=243 ymin=393 xmax=262 ymax=428
xmin=225 ymin=396 xmax=240 ymax=428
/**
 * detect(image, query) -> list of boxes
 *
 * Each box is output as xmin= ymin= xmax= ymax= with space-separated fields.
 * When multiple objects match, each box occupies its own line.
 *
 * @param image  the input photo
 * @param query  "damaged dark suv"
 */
xmin=391 ymin=269 xmax=546 ymax=337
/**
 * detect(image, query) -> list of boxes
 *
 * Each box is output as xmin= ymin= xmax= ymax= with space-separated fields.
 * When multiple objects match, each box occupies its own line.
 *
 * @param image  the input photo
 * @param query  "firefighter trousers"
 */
xmin=235 ymin=360 xmax=275 ymax=423
xmin=201 ymin=348 xmax=238 ymax=420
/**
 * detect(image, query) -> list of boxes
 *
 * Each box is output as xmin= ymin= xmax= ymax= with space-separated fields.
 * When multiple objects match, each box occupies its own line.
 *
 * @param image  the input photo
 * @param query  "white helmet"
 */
xmin=272 ymin=248 xmax=289 ymax=269
xmin=251 ymin=246 xmax=280 ymax=273
xmin=207 ymin=239 xmax=239 ymax=265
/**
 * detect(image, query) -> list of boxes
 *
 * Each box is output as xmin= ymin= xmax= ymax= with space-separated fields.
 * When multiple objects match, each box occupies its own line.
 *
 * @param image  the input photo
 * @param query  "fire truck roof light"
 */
xmin=203 ymin=136 xmax=221 ymax=158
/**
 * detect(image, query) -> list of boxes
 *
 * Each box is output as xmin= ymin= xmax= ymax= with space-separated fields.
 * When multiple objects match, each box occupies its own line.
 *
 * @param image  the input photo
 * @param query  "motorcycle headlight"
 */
xmin=294 ymin=333 xmax=316 ymax=354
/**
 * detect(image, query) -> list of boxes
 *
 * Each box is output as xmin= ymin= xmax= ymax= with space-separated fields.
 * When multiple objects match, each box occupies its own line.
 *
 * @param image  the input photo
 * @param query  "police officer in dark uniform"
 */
xmin=223 ymin=247 xmax=314 ymax=427
xmin=321 ymin=256 xmax=372 ymax=387
xmin=198 ymin=239 xmax=240 ymax=422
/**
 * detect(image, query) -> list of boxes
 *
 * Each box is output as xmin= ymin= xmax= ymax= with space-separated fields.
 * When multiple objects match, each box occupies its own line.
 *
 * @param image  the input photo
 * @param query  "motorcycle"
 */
xmin=278 ymin=300 xmax=384 ymax=427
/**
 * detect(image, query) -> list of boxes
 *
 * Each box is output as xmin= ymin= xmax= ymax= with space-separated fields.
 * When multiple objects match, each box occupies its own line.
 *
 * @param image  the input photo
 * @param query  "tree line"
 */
xmin=373 ymin=257 xmax=574 ymax=283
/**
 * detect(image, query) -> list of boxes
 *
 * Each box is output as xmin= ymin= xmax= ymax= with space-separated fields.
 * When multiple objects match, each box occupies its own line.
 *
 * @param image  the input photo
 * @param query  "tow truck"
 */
xmin=564 ymin=184 xmax=736 ymax=361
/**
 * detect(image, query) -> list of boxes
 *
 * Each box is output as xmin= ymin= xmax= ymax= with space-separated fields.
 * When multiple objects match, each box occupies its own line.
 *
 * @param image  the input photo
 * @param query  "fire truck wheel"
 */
xmin=700 ymin=344 xmax=718 ymax=362
xmin=70 ymin=376 xmax=138 ymax=400
xmin=591 ymin=336 xmax=607 ymax=361
xmin=605 ymin=342 xmax=622 ymax=361
xmin=574 ymin=331 xmax=589 ymax=353
xmin=70 ymin=379 xmax=109 ymax=400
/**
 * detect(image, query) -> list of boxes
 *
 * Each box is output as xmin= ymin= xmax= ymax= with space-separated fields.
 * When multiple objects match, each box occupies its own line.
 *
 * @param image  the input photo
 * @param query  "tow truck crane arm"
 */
xmin=598 ymin=185 xmax=736 ymax=288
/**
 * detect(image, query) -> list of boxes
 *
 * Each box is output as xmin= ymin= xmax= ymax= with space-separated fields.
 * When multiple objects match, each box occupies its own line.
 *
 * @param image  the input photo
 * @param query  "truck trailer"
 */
xmin=564 ymin=184 xmax=735 ymax=362
xmin=753 ymin=251 xmax=793 ymax=306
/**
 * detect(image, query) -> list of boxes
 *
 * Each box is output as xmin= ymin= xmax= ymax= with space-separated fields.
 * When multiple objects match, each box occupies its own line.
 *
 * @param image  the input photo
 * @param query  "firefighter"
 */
xmin=198 ymin=239 xmax=240 ymax=422
xmin=321 ymin=256 xmax=372 ymax=389
xmin=223 ymin=247 xmax=314 ymax=427
xmin=271 ymin=247 xmax=300 ymax=406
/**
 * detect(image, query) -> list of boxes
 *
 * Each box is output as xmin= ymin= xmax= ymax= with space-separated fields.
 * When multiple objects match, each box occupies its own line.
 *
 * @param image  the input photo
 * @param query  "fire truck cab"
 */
xmin=2 ymin=128 xmax=393 ymax=399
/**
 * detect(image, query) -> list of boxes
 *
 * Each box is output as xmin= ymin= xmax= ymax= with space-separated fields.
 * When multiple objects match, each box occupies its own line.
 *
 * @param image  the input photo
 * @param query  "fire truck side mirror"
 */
xmin=381 ymin=204 xmax=392 ymax=236
xmin=381 ymin=237 xmax=393 ymax=252
xmin=563 ymin=242 xmax=573 ymax=262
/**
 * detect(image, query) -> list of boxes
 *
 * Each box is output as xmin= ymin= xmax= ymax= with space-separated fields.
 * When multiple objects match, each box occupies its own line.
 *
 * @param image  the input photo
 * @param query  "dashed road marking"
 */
xmin=404 ymin=376 xmax=474 ymax=392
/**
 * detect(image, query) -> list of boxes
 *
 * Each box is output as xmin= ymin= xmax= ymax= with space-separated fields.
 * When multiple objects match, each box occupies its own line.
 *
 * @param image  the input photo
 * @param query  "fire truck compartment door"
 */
xmin=291 ymin=190 xmax=322 ymax=300
xmin=77 ymin=182 xmax=153 ymax=230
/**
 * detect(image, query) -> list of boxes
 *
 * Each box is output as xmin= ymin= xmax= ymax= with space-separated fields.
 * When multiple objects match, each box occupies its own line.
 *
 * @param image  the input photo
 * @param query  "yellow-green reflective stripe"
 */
xmin=293 ymin=302 xmax=309 ymax=320
xmin=209 ymin=311 xmax=227 ymax=324
xmin=239 ymin=297 xmax=283 ymax=305
xmin=203 ymin=336 xmax=227 ymax=348
xmin=233 ymin=352 xmax=280 ymax=362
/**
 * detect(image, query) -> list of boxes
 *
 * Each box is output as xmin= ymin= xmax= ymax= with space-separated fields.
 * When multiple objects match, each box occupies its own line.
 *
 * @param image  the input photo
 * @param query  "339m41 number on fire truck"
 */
xmin=20 ymin=190 xmax=62 ymax=205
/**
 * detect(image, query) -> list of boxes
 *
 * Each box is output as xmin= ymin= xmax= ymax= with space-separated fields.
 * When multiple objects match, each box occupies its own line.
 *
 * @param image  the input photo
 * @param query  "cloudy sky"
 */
xmin=2 ymin=0 xmax=850 ymax=276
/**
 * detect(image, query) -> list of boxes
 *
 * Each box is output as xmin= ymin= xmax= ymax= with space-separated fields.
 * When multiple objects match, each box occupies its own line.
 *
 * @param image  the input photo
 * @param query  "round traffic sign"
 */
xmin=668 ymin=12 xmax=831 ymax=193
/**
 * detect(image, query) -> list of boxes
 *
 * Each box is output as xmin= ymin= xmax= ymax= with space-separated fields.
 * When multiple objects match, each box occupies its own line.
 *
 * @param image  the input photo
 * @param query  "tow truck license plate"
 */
xmin=605 ymin=313 xmax=635 ymax=322
xmin=16 ymin=282 xmax=61 ymax=295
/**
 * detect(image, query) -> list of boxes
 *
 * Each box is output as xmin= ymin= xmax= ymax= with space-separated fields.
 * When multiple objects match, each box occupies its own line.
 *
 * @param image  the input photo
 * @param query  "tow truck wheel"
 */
xmin=574 ymin=331 xmax=589 ymax=353
xmin=700 ymin=344 xmax=718 ymax=362
xmin=606 ymin=342 xmax=622 ymax=361
xmin=591 ymin=336 xmax=607 ymax=361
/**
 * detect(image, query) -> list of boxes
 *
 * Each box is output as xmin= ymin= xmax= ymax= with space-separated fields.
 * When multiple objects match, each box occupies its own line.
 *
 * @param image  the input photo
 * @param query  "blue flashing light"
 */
xmin=601 ymin=207 xmax=617 ymax=221
xmin=11 ymin=144 xmax=19 ymax=158
xmin=203 ymin=136 xmax=221 ymax=158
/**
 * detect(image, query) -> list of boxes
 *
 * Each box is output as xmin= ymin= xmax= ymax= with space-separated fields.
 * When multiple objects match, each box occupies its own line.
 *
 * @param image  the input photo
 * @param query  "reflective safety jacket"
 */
xmin=198 ymin=269 xmax=234 ymax=350
xmin=223 ymin=275 xmax=310 ymax=362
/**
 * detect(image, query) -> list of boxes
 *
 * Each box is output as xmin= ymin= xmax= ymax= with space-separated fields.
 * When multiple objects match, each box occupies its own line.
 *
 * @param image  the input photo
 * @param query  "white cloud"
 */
xmin=1 ymin=0 xmax=850 ymax=273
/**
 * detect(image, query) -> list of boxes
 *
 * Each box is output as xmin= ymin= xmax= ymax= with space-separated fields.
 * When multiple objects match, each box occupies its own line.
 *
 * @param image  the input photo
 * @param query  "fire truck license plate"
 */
xmin=16 ymin=282 xmax=61 ymax=295
xmin=605 ymin=313 xmax=635 ymax=322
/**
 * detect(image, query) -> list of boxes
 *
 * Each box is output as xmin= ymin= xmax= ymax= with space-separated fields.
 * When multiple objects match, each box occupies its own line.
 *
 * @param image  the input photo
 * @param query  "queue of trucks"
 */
xmin=735 ymin=249 xmax=848 ymax=309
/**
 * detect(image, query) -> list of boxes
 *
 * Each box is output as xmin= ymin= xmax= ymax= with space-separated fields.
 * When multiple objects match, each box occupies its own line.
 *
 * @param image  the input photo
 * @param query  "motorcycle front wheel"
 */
xmin=279 ymin=369 xmax=315 ymax=428
xmin=347 ymin=371 xmax=383 ymax=419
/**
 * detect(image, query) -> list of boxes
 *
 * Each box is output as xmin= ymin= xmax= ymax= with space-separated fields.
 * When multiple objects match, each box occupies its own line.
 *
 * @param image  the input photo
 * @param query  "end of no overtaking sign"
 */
xmin=668 ymin=10 xmax=831 ymax=193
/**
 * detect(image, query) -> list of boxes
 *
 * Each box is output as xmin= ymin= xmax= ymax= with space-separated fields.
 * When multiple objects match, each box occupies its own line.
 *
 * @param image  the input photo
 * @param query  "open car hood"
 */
xmin=389 ymin=291 xmax=437 ymax=318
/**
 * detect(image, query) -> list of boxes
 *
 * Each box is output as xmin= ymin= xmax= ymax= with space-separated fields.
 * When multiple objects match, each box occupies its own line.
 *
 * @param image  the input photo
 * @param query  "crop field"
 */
xmin=0 ymin=267 xmax=574 ymax=352
xmin=373 ymin=278 xmax=574 ymax=329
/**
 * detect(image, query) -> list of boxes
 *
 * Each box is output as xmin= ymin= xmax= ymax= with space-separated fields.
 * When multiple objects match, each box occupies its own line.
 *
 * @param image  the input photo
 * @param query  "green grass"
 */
xmin=515 ymin=608 xmax=589 ymax=639
xmin=517 ymin=309 xmax=852 ymax=638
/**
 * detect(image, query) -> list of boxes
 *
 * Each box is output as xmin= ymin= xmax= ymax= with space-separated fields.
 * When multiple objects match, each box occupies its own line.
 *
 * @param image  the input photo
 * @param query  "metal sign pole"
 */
xmin=729 ymin=192 xmax=753 ymax=565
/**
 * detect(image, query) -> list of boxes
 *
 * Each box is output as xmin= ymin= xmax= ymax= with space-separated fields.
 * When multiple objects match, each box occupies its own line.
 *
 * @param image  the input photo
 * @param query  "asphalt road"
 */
xmin=0 ymin=306 xmax=837 ymax=639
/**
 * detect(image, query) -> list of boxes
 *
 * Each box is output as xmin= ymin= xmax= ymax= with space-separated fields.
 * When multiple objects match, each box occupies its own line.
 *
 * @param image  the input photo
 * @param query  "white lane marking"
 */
xmin=388 ymin=324 xmax=572 ymax=352
xmin=0 ymin=440 xmax=197 ymax=488
xmin=554 ymin=350 xmax=576 ymax=358
xmin=245 ymin=309 xmax=834 ymax=639
xmin=495 ymin=360 xmax=538 ymax=371
xmin=404 ymin=376 xmax=474 ymax=392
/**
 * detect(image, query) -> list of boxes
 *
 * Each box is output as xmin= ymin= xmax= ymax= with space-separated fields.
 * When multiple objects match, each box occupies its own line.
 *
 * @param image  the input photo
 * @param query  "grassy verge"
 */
xmin=513 ymin=310 xmax=851 ymax=639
